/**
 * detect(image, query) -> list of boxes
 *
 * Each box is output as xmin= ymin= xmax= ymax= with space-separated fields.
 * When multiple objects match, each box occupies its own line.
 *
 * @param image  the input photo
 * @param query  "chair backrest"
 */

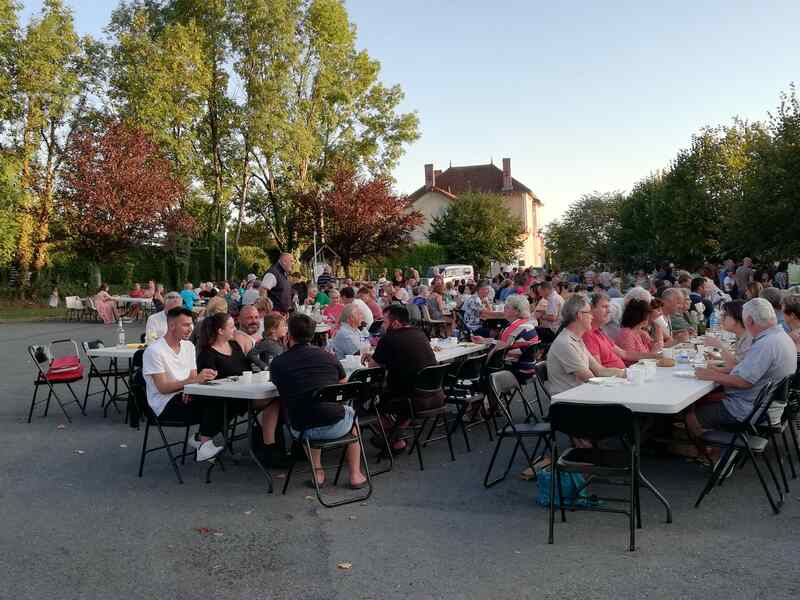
xmin=489 ymin=370 xmax=528 ymax=423
xmin=28 ymin=344 xmax=51 ymax=368
xmin=65 ymin=296 xmax=83 ymax=310
xmin=313 ymin=381 xmax=365 ymax=405
xmin=49 ymin=339 xmax=80 ymax=360
xmin=483 ymin=346 xmax=508 ymax=374
xmin=82 ymin=340 xmax=105 ymax=353
xmin=549 ymin=401 xmax=635 ymax=440
xmin=348 ymin=367 xmax=385 ymax=389
xmin=128 ymin=349 xmax=147 ymax=426
xmin=453 ymin=353 xmax=488 ymax=383
xmin=420 ymin=304 xmax=433 ymax=322
xmin=85 ymin=296 xmax=97 ymax=310
xmin=413 ymin=363 xmax=450 ymax=394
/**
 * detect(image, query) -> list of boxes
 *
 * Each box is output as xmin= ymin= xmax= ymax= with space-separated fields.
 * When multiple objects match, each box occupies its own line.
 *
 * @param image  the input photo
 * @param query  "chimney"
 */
xmin=434 ymin=169 xmax=442 ymax=179
xmin=424 ymin=163 xmax=435 ymax=189
xmin=502 ymin=158 xmax=512 ymax=191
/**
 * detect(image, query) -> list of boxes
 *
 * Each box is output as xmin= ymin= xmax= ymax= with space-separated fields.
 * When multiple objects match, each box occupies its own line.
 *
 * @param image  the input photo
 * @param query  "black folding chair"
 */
xmin=444 ymin=353 xmax=492 ymax=452
xmin=756 ymin=377 xmax=796 ymax=493
xmin=694 ymin=381 xmax=783 ymax=514
xmin=27 ymin=340 xmax=86 ymax=423
xmin=348 ymin=367 xmax=393 ymax=476
xmin=130 ymin=350 xmax=204 ymax=485
xmin=406 ymin=364 xmax=455 ymax=470
xmin=548 ymin=402 xmax=641 ymax=552
xmin=282 ymin=382 xmax=373 ymax=508
xmin=81 ymin=340 xmax=131 ymax=417
xmin=483 ymin=371 xmax=551 ymax=488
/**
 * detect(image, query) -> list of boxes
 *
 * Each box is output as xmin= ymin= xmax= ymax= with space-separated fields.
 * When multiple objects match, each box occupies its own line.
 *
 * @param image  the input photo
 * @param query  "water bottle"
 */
xmin=117 ymin=319 xmax=126 ymax=346
xmin=709 ymin=309 xmax=720 ymax=333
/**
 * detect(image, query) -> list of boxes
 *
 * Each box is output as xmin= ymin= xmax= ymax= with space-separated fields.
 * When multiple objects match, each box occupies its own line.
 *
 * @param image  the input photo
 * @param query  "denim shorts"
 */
xmin=291 ymin=405 xmax=355 ymax=441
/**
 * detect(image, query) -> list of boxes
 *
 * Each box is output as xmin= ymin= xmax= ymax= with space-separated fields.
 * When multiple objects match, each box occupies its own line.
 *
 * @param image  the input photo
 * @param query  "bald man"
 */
xmin=262 ymin=253 xmax=294 ymax=313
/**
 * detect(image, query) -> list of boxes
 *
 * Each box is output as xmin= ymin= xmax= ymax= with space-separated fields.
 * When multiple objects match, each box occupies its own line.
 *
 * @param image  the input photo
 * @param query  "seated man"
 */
xmin=144 ymin=291 xmax=184 ymax=342
xmin=659 ymin=288 xmax=692 ymax=345
xmin=269 ymin=314 xmax=367 ymax=488
xmin=142 ymin=307 xmax=223 ymax=462
xmin=234 ymin=304 xmax=262 ymax=353
xmin=179 ymin=282 xmax=199 ymax=310
xmin=687 ymin=298 xmax=796 ymax=442
xmin=341 ymin=286 xmax=373 ymax=330
xmin=547 ymin=294 xmax=626 ymax=397
xmin=460 ymin=280 xmax=495 ymax=338
xmin=365 ymin=304 xmax=442 ymax=451
xmin=357 ymin=286 xmax=383 ymax=321
xmin=329 ymin=304 xmax=364 ymax=359
xmin=583 ymin=292 xmax=660 ymax=368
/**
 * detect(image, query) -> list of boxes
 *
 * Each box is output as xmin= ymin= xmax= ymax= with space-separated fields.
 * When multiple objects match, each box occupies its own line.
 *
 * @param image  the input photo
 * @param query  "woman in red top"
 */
xmin=616 ymin=299 xmax=663 ymax=366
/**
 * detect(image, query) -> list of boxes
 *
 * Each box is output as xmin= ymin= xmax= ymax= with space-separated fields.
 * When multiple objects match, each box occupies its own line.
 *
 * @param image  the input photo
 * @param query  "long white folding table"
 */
xmin=552 ymin=364 xmax=718 ymax=521
xmin=86 ymin=344 xmax=144 ymax=417
xmin=182 ymin=341 xmax=489 ymax=491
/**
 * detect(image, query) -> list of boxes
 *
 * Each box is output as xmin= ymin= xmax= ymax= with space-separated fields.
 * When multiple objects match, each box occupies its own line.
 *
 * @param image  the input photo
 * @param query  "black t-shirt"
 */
xmin=196 ymin=340 xmax=251 ymax=379
xmin=269 ymin=344 xmax=346 ymax=430
xmin=372 ymin=326 xmax=437 ymax=395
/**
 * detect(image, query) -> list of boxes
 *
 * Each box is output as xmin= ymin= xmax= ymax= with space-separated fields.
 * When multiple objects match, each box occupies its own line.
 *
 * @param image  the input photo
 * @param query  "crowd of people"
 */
xmin=124 ymin=253 xmax=800 ymax=478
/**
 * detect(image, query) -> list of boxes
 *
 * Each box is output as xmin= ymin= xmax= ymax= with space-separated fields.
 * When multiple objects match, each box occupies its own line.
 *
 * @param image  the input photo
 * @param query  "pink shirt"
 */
xmin=616 ymin=327 xmax=653 ymax=366
xmin=323 ymin=303 xmax=344 ymax=323
xmin=582 ymin=328 xmax=626 ymax=369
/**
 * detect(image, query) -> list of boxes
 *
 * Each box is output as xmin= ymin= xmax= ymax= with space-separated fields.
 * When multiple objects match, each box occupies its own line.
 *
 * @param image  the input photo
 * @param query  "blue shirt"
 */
xmin=179 ymin=289 xmax=198 ymax=310
xmin=330 ymin=324 xmax=363 ymax=360
xmin=724 ymin=325 xmax=797 ymax=421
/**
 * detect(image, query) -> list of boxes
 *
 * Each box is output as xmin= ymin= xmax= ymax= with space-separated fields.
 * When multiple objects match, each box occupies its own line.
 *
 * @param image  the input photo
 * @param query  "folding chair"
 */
xmin=282 ymin=382 xmax=373 ymax=507
xmin=130 ymin=350 xmax=203 ymax=484
xmin=483 ymin=371 xmax=551 ymax=488
xmin=548 ymin=402 xmax=641 ymax=552
xmin=83 ymin=296 xmax=100 ymax=322
xmin=694 ymin=381 xmax=783 ymax=514
xmin=444 ymin=353 xmax=493 ymax=452
xmin=65 ymin=296 xmax=84 ymax=322
xmin=80 ymin=340 xmax=121 ymax=415
xmin=756 ymin=377 xmax=796 ymax=493
xmin=406 ymin=364 xmax=455 ymax=470
xmin=27 ymin=340 xmax=86 ymax=423
xmin=420 ymin=305 xmax=448 ymax=339
xmin=348 ymin=367 xmax=393 ymax=476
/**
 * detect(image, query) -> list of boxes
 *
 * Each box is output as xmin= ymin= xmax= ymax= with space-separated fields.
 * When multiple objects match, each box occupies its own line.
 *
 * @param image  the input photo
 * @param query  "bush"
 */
xmin=368 ymin=243 xmax=448 ymax=279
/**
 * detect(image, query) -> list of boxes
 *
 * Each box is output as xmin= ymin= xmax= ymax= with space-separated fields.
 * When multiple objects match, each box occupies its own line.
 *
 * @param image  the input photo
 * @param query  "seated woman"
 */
xmin=94 ymin=283 xmax=119 ymax=325
xmin=648 ymin=298 xmax=670 ymax=347
xmin=782 ymin=294 xmax=800 ymax=351
xmin=474 ymin=294 xmax=540 ymax=365
xmin=702 ymin=300 xmax=752 ymax=371
xmin=196 ymin=312 xmax=286 ymax=467
xmin=250 ymin=313 xmax=288 ymax=369
xmin=322 ymin=288 xmax=344 ymax=323
xmin=617 ymin=299 xmax=664 ymax=366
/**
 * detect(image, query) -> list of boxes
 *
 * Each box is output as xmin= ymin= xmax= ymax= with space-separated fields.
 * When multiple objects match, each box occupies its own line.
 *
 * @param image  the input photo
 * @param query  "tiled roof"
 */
xmin=408 ymin=163 xmax=541 ymax=203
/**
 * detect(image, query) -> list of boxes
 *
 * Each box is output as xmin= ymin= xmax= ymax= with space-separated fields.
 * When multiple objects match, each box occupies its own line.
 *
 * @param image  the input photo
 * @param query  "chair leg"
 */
xmin=789 ymin=422 xmax=800 ymax=478
xmin=771 ymin=431 xmax=790 ymax=493
xmin=138 ymin=422 xmax=151 ymax=477
xmin=483 ymin=436 xmax=506 ymax=488
xmin=333 ymin=446 xmax=347 ymax=486
xmin=49 ymin=387 xmax=73 ymax=423
xmin=369 ymin=411 xmax=394 ymax=476
xmin=759 ymin=448 xmax=784 ymax=506
xmin=634 ymin=454 xmax=642 ymax=529
xmin=745 ymin=444 xmax=780 ymax=514
xmin=155 ymin=424 xmax=184 ymax=484
xmin=781 ymin=428 xmax=797 ymax=479
xmin=181 ymin=427 xmax=191 ymax=465
xmin=409 ymin=418 xmax=428 ymax=471
xmin=548 ymin=452 xmax=556 ymax=544
xmin=43 ymin=388 xmax=52 ymax=418
xmin=66 ymin=383 xmax=86 ymax=416
xmin=695 ymin=445 xmax=732 ymax=508
xmin=27 ymin=384 xmax=39 ymax=423
xmin=442 ymin=409 xmax=455 ymax=462
xmin=557 ymin=464 xmax=567 ymax=523
xmin=282 ymin=452 xmax=297 ymax=495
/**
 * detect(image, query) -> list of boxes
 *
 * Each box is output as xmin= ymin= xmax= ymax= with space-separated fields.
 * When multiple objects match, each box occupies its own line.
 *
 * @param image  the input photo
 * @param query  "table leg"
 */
xmin=246 ymin=399 xmax=274 ymax=493
xmin=635 ymin=416 xmax=673 ymax=524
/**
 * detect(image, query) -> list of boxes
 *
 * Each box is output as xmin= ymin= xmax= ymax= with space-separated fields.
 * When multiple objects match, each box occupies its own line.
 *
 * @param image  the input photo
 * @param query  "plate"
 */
xmin=672 ymin=371 xmax=696 ymax=379
xmin=588 ymin=377 xmax=623 ymax=386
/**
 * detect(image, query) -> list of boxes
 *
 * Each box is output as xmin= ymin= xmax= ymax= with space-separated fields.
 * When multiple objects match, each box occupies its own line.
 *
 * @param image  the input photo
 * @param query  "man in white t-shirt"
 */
xmin=144 ymin=291 xmax=183 ymax=342
xmin=340 ymin=286 xmax=373 ymax=331
xmin=142 ymin=307 xmax=223 ymax=461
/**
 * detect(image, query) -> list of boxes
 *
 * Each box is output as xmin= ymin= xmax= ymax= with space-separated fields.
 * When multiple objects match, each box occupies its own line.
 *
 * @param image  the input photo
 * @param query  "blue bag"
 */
xmin=535 ymin=467 xmax=603 ymax=508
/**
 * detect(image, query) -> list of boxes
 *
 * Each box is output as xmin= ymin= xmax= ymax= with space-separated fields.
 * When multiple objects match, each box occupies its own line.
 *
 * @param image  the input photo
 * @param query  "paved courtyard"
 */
xmin=1 ymin=321 xmax=798 ymax=600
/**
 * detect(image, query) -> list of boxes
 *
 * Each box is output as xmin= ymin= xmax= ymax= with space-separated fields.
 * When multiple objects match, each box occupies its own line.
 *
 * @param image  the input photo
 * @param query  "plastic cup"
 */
xmin=240 ymin=371 xmax=252 ymax=384
xmin=662 ymin=347 xmax=675 ymax=360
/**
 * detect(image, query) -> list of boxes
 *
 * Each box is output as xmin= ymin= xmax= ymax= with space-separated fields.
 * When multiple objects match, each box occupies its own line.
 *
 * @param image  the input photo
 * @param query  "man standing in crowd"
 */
xmin=262 ymin=253 xmax=294 ymax=314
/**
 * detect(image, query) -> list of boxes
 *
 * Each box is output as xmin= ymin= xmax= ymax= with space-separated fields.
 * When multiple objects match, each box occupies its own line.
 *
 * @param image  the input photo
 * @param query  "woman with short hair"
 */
xmin=702 ymin=300 xmax=751 ymax=370
xmin=616 ymin=299 xmax=663 ymax=366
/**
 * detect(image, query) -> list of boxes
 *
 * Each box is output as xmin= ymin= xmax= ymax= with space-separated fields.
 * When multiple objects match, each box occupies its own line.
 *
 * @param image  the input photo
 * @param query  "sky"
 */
xmin=20 ymin=0 xmax=800 ymax=225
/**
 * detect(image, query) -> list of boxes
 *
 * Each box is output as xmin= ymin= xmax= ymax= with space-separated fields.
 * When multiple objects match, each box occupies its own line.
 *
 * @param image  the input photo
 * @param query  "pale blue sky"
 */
xmin=20 ymin=0 xmax=800 ymax=224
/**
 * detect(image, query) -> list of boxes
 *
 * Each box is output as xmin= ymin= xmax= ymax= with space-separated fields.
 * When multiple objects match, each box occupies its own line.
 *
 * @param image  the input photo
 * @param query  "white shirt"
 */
xmin=145 ymin=311 xmax=168 ymax=342
xmin=142 ymin=337 xmax=196 ymax=416
xmin=351 ymin=298 xmax=374 ymax=330
xmin=242 ymin=288 xmax=260 ymax=306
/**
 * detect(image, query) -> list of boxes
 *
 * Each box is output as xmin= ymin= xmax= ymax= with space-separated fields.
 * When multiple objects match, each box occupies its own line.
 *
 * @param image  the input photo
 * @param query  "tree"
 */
xmin=428 ymin=192 xmax=526 ymax=272
xmin=59 ymin=121 xmax=195 ymax=282
xmin=543 ymin=191 xmax=623 ymax=271
xmin=298 ymin=166 xmax=423 ymax=274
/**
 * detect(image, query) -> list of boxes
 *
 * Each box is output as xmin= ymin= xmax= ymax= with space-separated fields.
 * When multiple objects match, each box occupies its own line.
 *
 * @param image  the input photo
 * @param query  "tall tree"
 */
xmin=59 ymin=120 xmax=195 ymax=279
xmin=429 ymin=193 xmax=526 ymax=272
xmin=297 ymin=165 xmax=423 ymax=274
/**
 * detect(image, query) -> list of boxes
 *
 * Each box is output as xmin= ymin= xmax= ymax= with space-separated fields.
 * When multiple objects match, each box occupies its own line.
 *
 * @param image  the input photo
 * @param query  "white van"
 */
xmin=423 ymin=264 xmax=474 ymax=286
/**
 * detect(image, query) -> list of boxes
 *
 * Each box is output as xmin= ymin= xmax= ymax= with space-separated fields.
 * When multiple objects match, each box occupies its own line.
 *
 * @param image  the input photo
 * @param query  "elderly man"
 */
xmin=145 ymin=291 xmax=184 ymax=342
xmin=760 ymin=287 xmax=788 ymax=332
xmin=583 ymin=292 xmax=661 ymax=368
xmin=536 ymin=280 xmax=563 ymax=344
xmin=461 ymin=280 xmax=494 ymax=337
xmin=341 ymin=286 xmax=373 ymax=330
xmin=234 ymin=304 xmax=262 ymax=353
xmin=262 ymin=252 xmax=294 ymax=313
xmin=547 ymin=294 xmax=626 ymax=396
xmin=660 ymin=288 xmax=692 ymax=345
xmin=329 ymin=304 xmax=364 ymax=359
xmin=687 ymin=298 xmax=797 ymax=439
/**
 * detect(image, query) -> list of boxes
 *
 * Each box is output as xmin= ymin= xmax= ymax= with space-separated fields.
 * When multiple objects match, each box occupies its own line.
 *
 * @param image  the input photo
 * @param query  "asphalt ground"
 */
xmin=1 ymin=320 xmax=799 ymax=600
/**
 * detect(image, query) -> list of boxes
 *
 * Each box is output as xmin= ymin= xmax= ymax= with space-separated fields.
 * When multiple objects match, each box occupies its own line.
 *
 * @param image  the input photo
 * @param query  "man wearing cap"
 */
xmin=145 ymin=291 xmax=184 ymax=341
xmin=262 ymin=253 xmax=294 ymax=314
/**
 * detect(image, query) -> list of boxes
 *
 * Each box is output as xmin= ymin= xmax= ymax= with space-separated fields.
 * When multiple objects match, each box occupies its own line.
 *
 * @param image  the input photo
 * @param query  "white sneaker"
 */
xmin=196 ymin=440 xmax=224 ymax=462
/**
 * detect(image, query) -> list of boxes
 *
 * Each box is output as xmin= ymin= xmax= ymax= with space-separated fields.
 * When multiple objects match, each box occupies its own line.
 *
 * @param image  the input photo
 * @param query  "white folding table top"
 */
xmin=86 ymin=345 xmax=143 ymax=359
xmin=431 ymin=342 xmax=489 ymax=363
xmin=113 ymin=296 xmax=154 ymax=306
xmin=551 ymin=365 xmax=717 ymax=415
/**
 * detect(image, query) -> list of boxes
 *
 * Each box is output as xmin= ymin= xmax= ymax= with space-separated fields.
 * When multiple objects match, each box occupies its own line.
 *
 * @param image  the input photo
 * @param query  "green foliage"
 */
xmin=428 ymin=193 xmax=526 ymax=272
xmin=372 ymin=243 xmax=448 ymax=276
